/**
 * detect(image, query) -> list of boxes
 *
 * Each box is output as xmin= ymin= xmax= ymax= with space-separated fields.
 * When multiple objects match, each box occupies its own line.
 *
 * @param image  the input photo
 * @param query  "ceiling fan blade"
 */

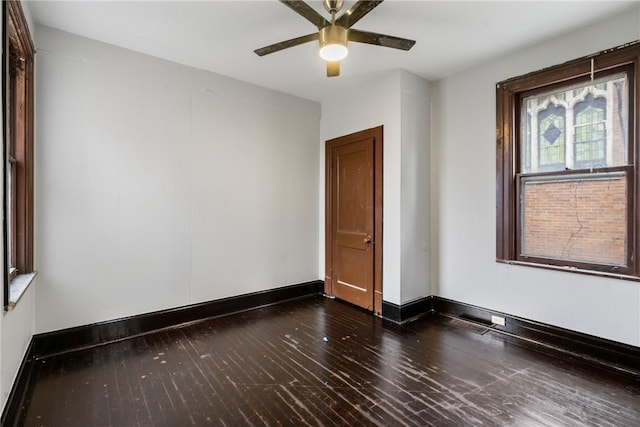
xmin=254 ymin=33 xmax=319 ymax=56
xmin=348 ymin=29 xmax=416 ymax=51
xmin=280 ymin=0 xmax=330 ymax=30
xmin=336 ymin=0 xmax=383 ymax=29
xmin=326 ymin=61 xmax=340 ymax=77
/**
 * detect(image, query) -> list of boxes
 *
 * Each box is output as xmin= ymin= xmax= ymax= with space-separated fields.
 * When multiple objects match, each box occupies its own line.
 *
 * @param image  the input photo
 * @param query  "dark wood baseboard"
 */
xmin=3 ymin=281 xmax=322 ymax=425
xmin=1 ymin=340 xmax=35 ymax=427
xmin=32 ymin=280 xmax=323 ymax=359
xmin=5 ymin=289 xmax=640 ymax=424
xmin=432 ymin=296 xmax=640 ymax=377
xmin=383 ymin=295 xmax=640 ymax=376
xmin=382 ymin=296 xmax=433 ymax=323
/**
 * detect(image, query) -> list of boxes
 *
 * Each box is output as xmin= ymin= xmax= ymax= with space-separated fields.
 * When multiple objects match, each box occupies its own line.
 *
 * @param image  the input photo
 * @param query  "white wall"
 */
xmin=400 ymin=72 xmax=431 ymax=304
xmin=320 ymin=69 xmax=431 ymax=305
xmin=431 ymin=7 xmax=640 ymax=346
xmin=35 ymin=26 xmax=320 ymax=333
xmin=1 ymin=285 xmax=35 ymax=407
xmin=0 ymin=2 xmax=38 ymax=409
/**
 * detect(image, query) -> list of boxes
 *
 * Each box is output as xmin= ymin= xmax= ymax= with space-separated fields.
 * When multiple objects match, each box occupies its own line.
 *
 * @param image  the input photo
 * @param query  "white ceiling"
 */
xmin=27 ymin=0 xmax=639 ymax=102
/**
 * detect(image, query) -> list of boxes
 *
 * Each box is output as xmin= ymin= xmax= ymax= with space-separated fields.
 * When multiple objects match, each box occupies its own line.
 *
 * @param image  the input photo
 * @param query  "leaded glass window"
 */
xmin=538 ymin=105 xmax=566 ymax=171
xmin=574 ymin=94 xmax=606 ymax=169
xmin=520 ymin=73 xmax=627 ymax=173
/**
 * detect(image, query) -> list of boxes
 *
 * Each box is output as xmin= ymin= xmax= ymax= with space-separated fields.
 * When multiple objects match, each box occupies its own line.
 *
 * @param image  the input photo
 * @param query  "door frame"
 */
xmin=325 ymin=126 xmax=383 ymax=315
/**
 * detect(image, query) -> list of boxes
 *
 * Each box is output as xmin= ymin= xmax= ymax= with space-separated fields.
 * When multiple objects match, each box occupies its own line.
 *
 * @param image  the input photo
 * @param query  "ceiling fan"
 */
xmin=254 ymin=0 xmax=416 ymax=77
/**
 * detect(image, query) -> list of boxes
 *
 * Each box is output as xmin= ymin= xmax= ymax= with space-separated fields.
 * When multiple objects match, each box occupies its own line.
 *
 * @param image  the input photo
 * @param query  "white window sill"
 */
xmin=6 ymin=271 xmax=37 ymax=311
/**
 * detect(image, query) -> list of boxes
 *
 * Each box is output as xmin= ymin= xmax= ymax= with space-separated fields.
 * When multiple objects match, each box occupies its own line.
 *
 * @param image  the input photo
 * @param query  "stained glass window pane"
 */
xmin=520 ymin=73 xmax=628 ymax=173
xmin=574 ymin=94 xmax=606 ymax=169
xmin=538 ymin=106 xmax=566 ymax=171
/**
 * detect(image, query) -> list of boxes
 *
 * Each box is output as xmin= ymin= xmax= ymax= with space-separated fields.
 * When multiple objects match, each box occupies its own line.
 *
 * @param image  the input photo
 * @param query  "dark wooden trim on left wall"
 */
xmin=32 ymin=280 xmax=323 ymax=359
xmin=2 ymin=281 xmax=323 ymax=425
xmin=1 ymin=339 xmax=34 ymax=427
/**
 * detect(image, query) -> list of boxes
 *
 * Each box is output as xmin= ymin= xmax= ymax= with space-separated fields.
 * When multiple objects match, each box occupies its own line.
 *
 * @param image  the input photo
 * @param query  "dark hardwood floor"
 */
xmin=15 ymin=296 xmax=640 ymax=426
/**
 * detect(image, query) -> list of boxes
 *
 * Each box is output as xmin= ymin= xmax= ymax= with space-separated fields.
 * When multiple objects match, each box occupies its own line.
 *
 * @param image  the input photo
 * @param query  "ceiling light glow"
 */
xmin=319 ymin=25 xmax=348 ymax=62
xmin=319 ymin=44 xmax=348 ymax=61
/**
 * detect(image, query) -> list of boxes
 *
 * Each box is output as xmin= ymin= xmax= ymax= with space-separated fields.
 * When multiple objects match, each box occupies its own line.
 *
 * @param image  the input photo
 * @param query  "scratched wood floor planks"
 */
xmin=16 ymin=296 xmax=640 ymax=426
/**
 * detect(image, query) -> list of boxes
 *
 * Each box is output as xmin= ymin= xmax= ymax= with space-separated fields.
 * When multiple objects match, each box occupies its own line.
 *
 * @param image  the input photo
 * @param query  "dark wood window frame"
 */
xmin=2 ymin=0 xmax=35 ymax=308
xmin=496 ymin=41 xmax=640 ymax=280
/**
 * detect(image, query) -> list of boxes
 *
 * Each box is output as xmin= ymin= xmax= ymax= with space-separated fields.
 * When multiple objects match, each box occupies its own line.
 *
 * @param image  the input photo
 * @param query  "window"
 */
xmin=496 ymin=41 xmax=640 ymax=277
xmin=3 ymin=0 xmax=35 ymax=308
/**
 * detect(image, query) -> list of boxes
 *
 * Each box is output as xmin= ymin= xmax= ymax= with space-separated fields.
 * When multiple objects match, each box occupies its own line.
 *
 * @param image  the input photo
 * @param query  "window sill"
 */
xmin=5 ymin=271 xmax=37 ymax=311
xmin=496 ymin=260 xmax=640 ymax=283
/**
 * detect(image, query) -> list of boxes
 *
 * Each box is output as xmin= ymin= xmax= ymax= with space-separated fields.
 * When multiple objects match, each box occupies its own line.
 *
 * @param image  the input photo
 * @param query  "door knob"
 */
xmin=364 ymin=235 xmax=372 ymax=244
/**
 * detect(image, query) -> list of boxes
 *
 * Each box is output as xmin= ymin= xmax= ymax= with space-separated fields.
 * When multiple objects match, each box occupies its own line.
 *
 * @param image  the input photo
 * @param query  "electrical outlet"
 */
xmin=491 ymin=315 xmax=506 ymax=326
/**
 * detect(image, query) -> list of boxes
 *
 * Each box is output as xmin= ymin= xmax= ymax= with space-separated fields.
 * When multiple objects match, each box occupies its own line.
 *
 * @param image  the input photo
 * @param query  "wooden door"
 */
xmin=325 ymin=126 xmax=382 ymax=314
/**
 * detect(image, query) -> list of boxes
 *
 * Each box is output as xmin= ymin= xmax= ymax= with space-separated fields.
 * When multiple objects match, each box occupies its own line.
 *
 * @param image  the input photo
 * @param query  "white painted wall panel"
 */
xmin=285 ymin=112 xmax=321 ymax=284
xmin=190 ymin=93 xmax=289 ymax=299
xmin=1 ymin=284 xmax=35 ymax=406
xmin=400 ymin=71 xmax=431 ymax=304
xmin=35 ymin=26 xmax=320 ymax=333
xmin=431 ymin=7 xmax=640 ymax=345
xmin=36 ymin=50 xmax=193 ymax=327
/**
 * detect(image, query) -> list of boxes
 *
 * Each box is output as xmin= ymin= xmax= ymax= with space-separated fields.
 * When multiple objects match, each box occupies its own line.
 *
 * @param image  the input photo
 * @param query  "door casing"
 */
xmin=325 ymin=126 xmax=383 ymax=315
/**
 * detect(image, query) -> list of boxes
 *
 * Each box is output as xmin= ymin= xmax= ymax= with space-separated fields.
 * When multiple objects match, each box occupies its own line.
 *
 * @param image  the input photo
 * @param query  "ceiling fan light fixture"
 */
xmin=319 ymin=44 xmax=348 ymax=61
xmin=319 ymin=25 xmax=348 ymax=61
xmin=254 ymin=0 xmax=416 ymax=78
